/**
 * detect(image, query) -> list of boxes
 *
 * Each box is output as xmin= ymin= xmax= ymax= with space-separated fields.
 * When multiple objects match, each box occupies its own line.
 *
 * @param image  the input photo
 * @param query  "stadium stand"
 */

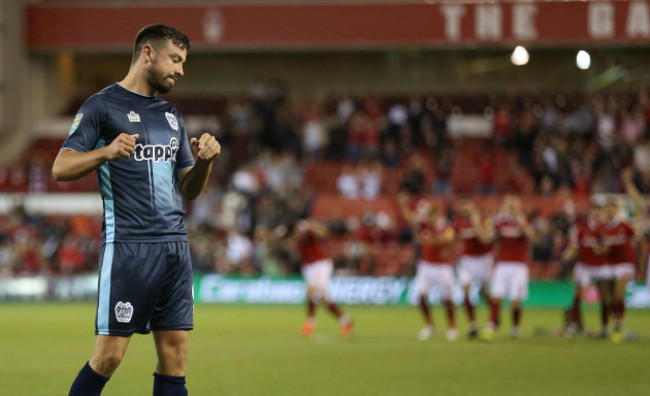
xmin=6 ymin=85 xmax=647 ymax=280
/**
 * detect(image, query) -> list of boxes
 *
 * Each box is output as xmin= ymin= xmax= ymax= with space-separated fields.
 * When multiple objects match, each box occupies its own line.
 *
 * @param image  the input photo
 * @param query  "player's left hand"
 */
xmin=190 ymin=133 xmax=221 ymax=162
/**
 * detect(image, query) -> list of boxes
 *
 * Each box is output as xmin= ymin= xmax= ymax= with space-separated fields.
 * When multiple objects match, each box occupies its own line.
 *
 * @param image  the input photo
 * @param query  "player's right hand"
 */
xmin=106 ymin=133 xmax=139 ymax=160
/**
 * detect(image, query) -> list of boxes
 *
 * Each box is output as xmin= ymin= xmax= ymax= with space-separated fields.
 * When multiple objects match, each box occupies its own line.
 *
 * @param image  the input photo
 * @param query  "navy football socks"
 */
xmin=153 ymin=372 xmax=188 ymax=396
xmin=69 ymin=361 xmax=109 ymax=396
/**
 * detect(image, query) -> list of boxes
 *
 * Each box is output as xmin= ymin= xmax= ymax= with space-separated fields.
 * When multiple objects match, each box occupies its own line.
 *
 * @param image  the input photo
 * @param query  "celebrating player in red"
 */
xmin=600 ymin=197 xmax=643 ymax=343
xmin=453 ymin=196 xmax=493 ymax=338
xmin=480 ymin=194 xmax=536 ymax=341
xmin=561 ymin=200 xmax=608 ymax=338
xmin=399 ymin=193 xmax=458 ymax=341
xmin=621 ymin=168 xmax=650 ymax=296
xmin=277 ymin=219 xmax=353 ymax=338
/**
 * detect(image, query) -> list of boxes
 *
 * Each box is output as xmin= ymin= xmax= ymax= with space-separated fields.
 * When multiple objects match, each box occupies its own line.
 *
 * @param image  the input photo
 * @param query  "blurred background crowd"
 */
xmin=3 ymin=83 xmax=649 ymax=279
xmin=4 ymin=1 xmax=650 ymax=281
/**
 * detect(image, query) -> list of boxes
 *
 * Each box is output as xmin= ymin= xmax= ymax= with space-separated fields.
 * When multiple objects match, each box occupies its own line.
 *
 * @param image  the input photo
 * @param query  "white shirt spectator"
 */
xmin=337 ymin=167 xmax=360 ymax=199
xmin=388 ymin=103 xmax=408 ymax=126
xmin=360 ymin=167 xmax=382 ymax=200
xmin=337 ymin=97 xmax=355 ymax=123
xmin=226 ymin=231 xmax=253 ymax=267
xmin=232 ymin=168 xmax=259 ymax=194
xmin=303 ymin=119 xmax=326 ymax=154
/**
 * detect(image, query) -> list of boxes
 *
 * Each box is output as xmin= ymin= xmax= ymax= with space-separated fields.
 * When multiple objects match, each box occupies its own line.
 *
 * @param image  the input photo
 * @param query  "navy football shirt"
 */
xmin=61 ymin=83 xmax=195 ymax=243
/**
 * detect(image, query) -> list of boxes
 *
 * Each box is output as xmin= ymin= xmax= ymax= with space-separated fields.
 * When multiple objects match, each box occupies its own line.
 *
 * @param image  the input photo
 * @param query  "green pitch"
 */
xmin=1 ymin=303 xmax=649 ymax=396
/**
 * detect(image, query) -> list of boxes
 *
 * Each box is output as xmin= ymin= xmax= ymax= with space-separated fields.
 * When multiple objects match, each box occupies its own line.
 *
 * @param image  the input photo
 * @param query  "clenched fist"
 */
xmin=190 ymin=133 xmax=221 ymax=162
xmin=107 ymin=133 xmax=139 ymax=160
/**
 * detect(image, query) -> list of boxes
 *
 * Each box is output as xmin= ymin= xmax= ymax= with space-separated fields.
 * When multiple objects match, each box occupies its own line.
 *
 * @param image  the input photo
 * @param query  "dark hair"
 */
xmin=132 ymin=24 xmax=190 ymax=63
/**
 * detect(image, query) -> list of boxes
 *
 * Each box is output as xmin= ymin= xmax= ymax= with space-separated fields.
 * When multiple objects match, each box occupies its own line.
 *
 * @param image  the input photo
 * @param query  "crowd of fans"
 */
xmin=0 ymin=207 xmax=100 ymax=277
xmin=2 ymin=83 xmax=650 ymax=277
xmin=208 ymin=82 xmax=650 ymax=196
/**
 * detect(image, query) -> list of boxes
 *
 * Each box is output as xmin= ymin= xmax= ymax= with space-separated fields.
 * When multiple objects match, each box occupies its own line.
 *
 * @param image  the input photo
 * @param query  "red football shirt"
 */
xmin=453 ymin=216 xmax=492 ymax=257
xmin=600 ymin=220 xmax=636 ymax=265
xmin=419 ymin=218 xmax=453 ymax=264
xmin=569 ymin=219 xmax=604 ymax=267
xmin=298 ymin=230 xmax=329 ymax=266
xmin=493 ymin=216 xmax=528 ymax=264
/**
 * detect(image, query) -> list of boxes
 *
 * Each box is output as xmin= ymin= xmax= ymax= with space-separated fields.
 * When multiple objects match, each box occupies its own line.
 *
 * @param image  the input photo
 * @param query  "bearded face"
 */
xmin=144 ymin=42 xmax=185 ymax=95
xmin=147 ymin=56 xmax=176 ymax=94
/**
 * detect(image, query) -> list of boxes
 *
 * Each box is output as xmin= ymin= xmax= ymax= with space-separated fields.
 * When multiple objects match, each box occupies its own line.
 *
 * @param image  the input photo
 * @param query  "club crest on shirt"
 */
xmin=165 ymin=112 xmax=179 ymax=131
xmin=127 ymin=111 xmax=141 ymax=123
xmin=114 ymin=301 xmax=134 ymax=323
xmin=69 ymin=113 xmax=83 ymax=135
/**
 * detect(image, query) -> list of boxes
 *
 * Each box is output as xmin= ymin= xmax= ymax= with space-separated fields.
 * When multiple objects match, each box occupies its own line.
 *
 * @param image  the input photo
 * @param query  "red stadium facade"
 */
xmin=26 ymin=0 xmax=650 ymax=51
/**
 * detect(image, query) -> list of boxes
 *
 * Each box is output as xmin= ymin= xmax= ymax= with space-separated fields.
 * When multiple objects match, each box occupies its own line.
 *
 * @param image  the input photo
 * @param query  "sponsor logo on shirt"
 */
xmin=165 ymin=112 xmax=179 ymax=131
xmin=127 ymin=111 xmax=141 ymax=123
xmin=69 ymin=113 xmax=83 ymax=135
xmin=134 ymin=137 xmax=179 ymax=163
xmin=114 ymin=301 xmax=134 ymax=323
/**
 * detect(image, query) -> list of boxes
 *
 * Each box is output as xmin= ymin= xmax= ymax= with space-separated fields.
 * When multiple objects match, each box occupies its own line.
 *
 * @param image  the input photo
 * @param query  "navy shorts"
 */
xmin=95 ymin=241 xmax=194 ymax=336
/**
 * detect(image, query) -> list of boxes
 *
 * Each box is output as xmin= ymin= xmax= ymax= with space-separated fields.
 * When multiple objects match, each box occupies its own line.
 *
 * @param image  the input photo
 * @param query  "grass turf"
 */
xmin=1 ymin=303 xmax=649 ymax=396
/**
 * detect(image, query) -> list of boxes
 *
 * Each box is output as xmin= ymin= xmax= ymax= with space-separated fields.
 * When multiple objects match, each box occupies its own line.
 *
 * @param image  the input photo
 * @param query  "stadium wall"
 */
xmin=0 ymin=0 xmax=32 ymax=164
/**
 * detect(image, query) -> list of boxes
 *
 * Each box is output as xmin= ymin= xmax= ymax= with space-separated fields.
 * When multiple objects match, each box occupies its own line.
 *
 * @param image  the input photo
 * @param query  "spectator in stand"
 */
xmin=337 ymin=94 xmax=356 ymax=123
xmin=408 ymin=96 xmax=424 ymax=146
xmin=428 ymin=107 xmax=449 ymax=152
xmin=432 ymin=148 xmax=454 ymax=196
xmin=261 ymin=151 xmax=303 ymax=193
xmin=337 ymin=166 xmax=360 ymax=199
xmin=225 ymin=228 xmax=255 ymax=274
xmin=401 ymin=153 xmax=427 ymax=194
xmin=381 ymin=140 xmax=400 ymax=168
xmin=569 ymin=95 xmax=596 ymax=140
xmin=28 ymin=157 xmax=49 ymax=193
xmin=621 ymin=105 xmax=645 ymax=145
xmin=359 ymin=159 xmax=383 ymax=200
xmin=475 ymin=153 xmax=497 ymax=196
xmin=9 ymin=165 xmax=27 ymax=193
xmin=492 ymin=103 xmax=512 ymax=147
xmin=0 ymin=241 xmax=13 ymax=276
xmin=347 ymin=111 xmax=366 ymax=161
xmin=301 ymin=106 xmax=327 ymax=160
xmin=539 ymin=97 xmax=561 ymax=134
xmin=387 ymin=101 xmax=408 ymax=144
xmin=570 ymin=159 xmax=592 ymax=197
xmin=594 ymin=95 xmax=616 ymax=150
xmin=507 ymin=158 xmax=535 ymax=194
xmin=513 ymin=104 xmax=538 ymax=171
xmin=58 ymin=237 xmax=86 ymax=274
xmin=356 ymin=209 xmax=394 ymax=243
xmin=253 ymin=226 xmax=284 ymax=276
xmin=274 ymin=104 xmax=302 ymax=160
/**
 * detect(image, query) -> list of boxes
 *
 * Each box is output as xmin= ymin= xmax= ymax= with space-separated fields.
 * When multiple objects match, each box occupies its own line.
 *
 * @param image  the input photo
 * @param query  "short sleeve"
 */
xmin=61 ymin=95 xmax=106 ymax=152
xmin=175 ymin=112 xmax=195 ymax=171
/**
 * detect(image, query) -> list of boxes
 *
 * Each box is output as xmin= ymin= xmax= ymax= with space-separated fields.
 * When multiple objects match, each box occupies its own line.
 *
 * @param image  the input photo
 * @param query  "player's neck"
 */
xmin=119 ymin=71 xmax=156 ymax=97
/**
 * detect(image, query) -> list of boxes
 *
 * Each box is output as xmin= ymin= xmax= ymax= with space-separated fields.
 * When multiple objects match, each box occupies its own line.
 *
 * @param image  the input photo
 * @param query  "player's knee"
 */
xmin=91 ymin=350 xmax=125 ymax=376
xmin=158 ymin=348 xmax=188 ymax=376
